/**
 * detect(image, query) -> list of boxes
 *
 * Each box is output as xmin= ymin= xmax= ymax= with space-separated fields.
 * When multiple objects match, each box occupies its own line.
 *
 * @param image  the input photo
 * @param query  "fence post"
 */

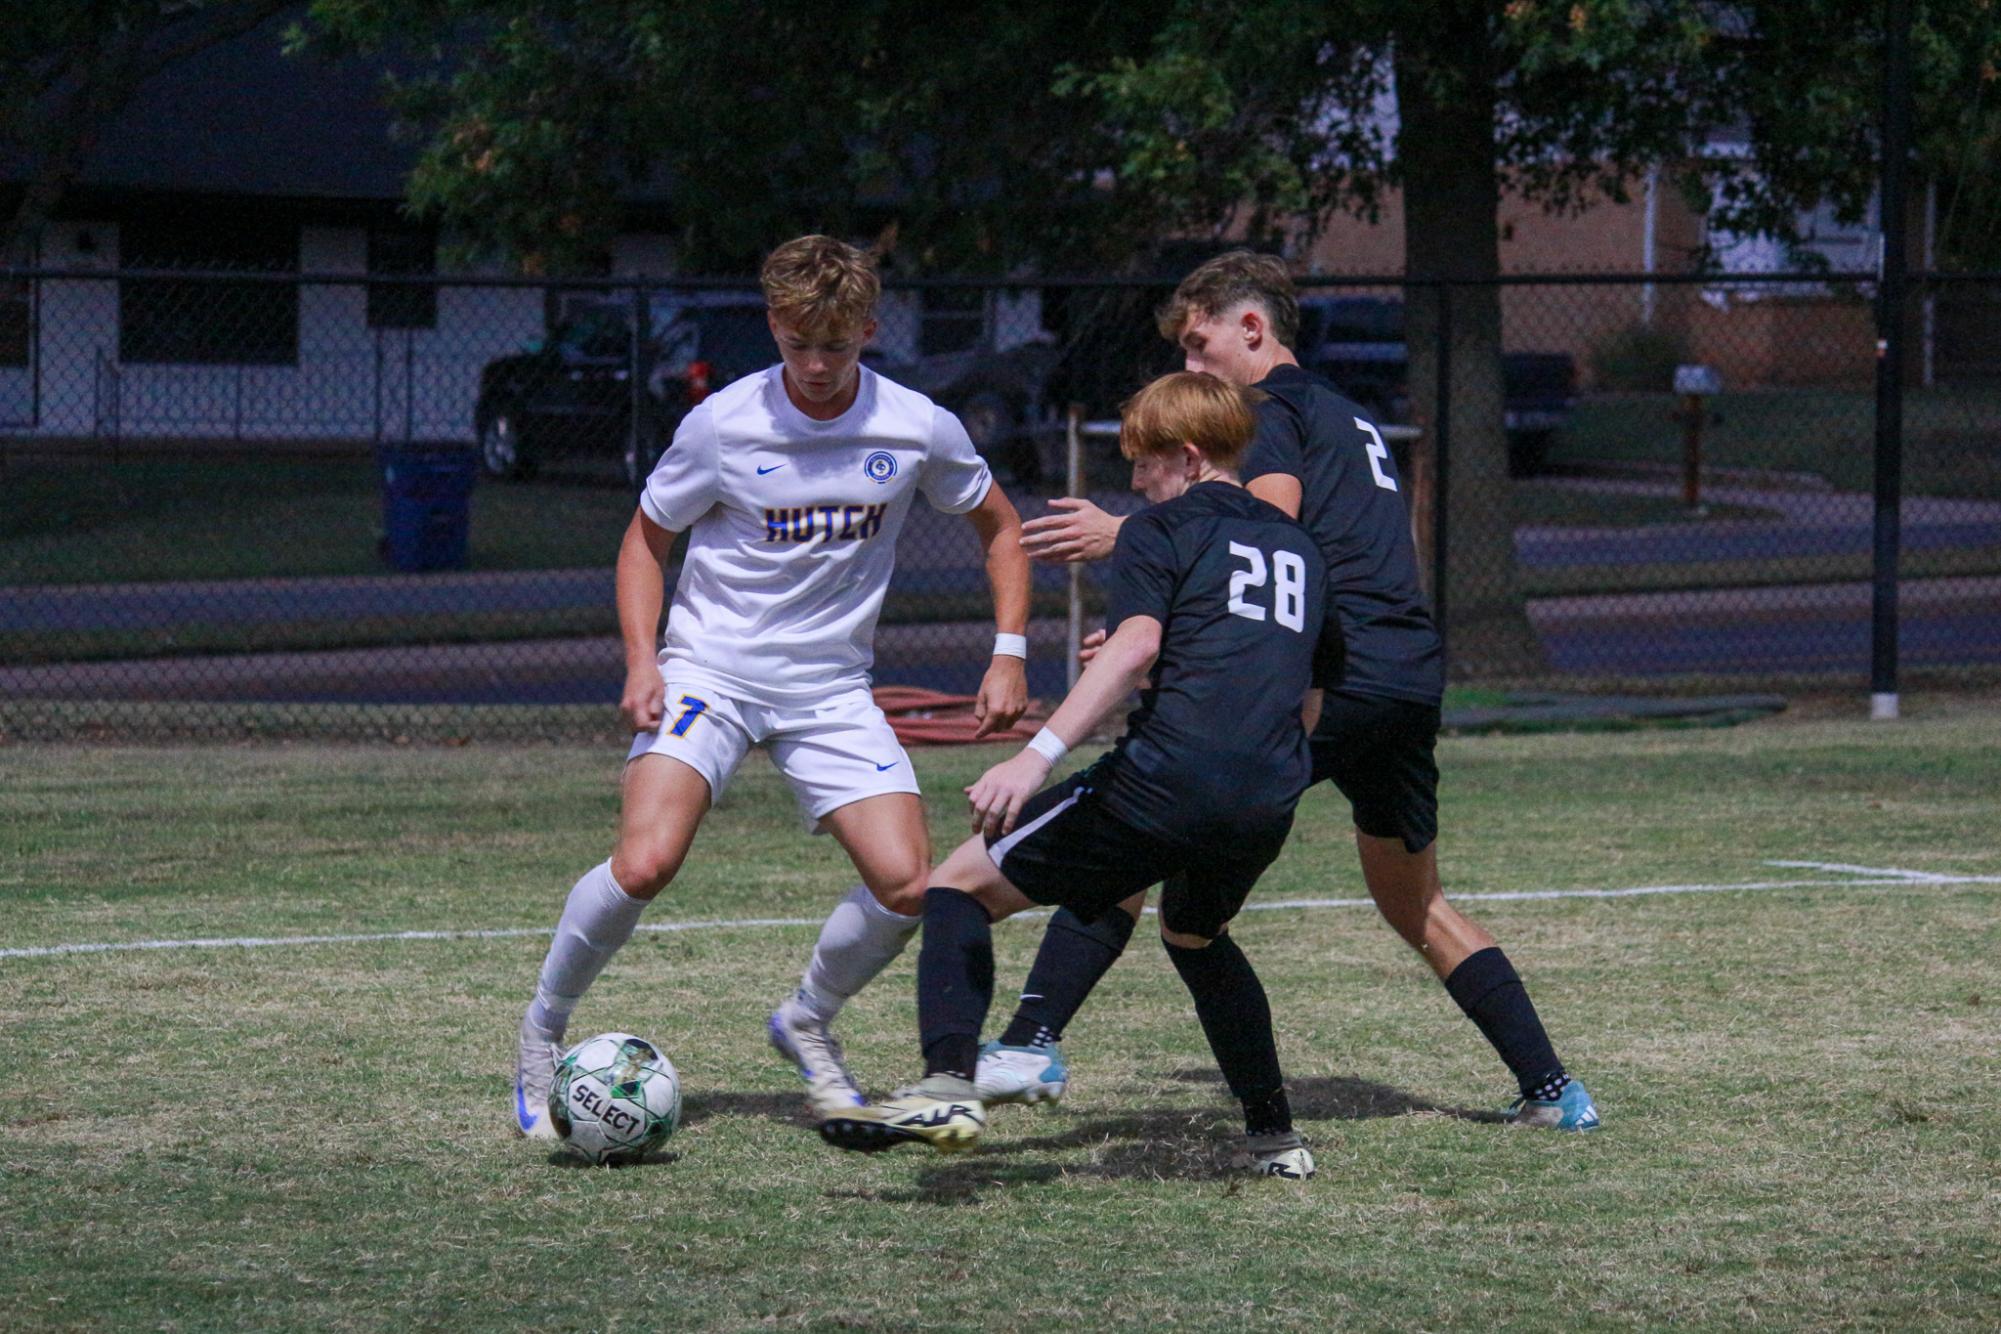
xmin=1871 ymin=0 xmax=1910 ymax=721
xmin=402 ymin=328 xmax=416 ymax=442
xmin=1432 ymin=283 xmax=1452 ymax=672
xmin=1066 ymin=403 xmax=1084 ymax=692
xmin=629 ymin=283 xmax=649 ymax=492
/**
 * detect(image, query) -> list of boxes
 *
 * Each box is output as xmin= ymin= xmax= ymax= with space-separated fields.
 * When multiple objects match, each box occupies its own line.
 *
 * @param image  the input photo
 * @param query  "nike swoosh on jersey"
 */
xmin=756 ymin=464 xmax=787 ymax=475
xmin=875 ymin=760 xmax=899 ymax=771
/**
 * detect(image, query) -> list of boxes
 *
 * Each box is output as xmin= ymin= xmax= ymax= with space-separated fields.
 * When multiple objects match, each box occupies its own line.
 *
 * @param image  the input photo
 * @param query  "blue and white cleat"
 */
xmin=973 ymin=1039 xmax=1068 ymax=1106
xmin=1507 ymin=1079 xmax=1601 ymax=1131
xmin=768 ymin=1001 xmax=867 ymax=1119
xmin=514 ymin=1017 xmax=563 ymax=1141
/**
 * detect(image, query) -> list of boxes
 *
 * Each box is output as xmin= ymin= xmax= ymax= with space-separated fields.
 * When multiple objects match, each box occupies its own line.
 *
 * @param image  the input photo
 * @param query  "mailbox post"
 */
xmin=1672 ymin=363 xmax=1721 ymax=513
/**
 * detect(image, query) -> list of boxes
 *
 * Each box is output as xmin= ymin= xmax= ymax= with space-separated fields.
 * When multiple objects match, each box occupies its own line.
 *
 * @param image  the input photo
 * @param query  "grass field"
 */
xmin=3 ymin=702 xmax=1999 ymax=1330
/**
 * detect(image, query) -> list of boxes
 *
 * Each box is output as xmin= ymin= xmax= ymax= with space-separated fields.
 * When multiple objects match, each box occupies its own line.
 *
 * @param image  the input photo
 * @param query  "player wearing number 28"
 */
xmin=512 ymin=236 xmax=1031 ymax=1138
xmin=818 ymin=371 xmax=1327 ymax=1174
xmin=995 ymin=252 xmax=1597 ymax=1130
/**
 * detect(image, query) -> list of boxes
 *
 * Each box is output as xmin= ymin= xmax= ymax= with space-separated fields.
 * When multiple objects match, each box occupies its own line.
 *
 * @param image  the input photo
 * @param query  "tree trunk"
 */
xmin=1394 ymin=33 xmax=1544 ymax=678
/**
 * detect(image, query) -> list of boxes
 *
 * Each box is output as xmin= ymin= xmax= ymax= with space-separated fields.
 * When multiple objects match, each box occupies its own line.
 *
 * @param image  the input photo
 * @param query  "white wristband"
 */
xmin=993 ymin=632 xmax=1028 ymax=660
xmin=1025 ymin=727 xmax=1068 ymax=766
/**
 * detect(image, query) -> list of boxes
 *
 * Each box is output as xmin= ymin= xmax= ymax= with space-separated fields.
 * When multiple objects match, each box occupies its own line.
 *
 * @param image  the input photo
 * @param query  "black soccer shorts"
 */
xmin=1309 ymin=689 xmax=1441 ymax=854
xmin=984 ymin=768 xmax=1292 ymax=939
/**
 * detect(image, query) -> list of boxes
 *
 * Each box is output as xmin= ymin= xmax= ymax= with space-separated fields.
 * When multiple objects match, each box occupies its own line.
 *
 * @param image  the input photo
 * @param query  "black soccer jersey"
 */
xmin=1241 ymin=364 xmax=1444 ymax=705
xmin=1096 ymin=481 xmax=1326 ymax=839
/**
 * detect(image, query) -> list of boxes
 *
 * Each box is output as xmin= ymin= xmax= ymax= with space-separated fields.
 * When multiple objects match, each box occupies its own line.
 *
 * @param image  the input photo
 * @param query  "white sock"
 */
xmin=790 ymin=884 xmax=921 ymax=1024
xmin=525 ymin=861 xmax=647 ymax=1039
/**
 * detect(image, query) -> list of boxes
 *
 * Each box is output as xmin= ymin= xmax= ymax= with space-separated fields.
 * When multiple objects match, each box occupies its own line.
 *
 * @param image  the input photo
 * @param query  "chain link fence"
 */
xmin=2 ymin=267 xmax=1996 ymax=740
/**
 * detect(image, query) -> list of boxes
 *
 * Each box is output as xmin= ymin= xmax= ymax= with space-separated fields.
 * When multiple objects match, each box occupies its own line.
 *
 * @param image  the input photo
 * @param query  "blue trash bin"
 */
xmin=377 ymin=446 xmax=477 ymax=572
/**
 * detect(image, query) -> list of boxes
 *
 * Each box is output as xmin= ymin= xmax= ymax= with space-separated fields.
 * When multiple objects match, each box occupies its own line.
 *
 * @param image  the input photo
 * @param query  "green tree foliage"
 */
xmin=302 ymin=0 xmax=1998 ymax=663
xmin=2 ymin=0 xmax=299 ymax=262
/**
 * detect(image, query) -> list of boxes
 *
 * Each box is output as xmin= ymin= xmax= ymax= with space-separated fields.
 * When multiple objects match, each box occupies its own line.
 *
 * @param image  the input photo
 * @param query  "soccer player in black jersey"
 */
xmin=1001 ymin=251 xmax=1598 ymax=1131
xmin=819 ymin=371 xmax=1327 ymax=1177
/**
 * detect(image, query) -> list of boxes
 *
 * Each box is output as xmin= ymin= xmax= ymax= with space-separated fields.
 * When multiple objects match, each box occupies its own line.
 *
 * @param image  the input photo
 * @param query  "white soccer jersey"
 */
xmin=638 ymin=364 xmax=993 ymax=707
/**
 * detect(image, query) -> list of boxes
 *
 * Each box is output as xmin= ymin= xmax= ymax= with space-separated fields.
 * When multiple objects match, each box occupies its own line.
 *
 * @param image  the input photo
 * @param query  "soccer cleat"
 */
xmin=973 ymin=1039 xmax=1068 ymax=1106
xmin=1506 ymin=1079 xmax=1601 ymax=1131
xmin=1240 ymin=1131 xmax=1316 ymax=1180
xmin=818 ymin=1076 xmax=986 ymax=1154
xmin=514 ymin=1017 xmax=563 ymax=1141
xmin=767 ymin=1002 xmax=867 ymax=1118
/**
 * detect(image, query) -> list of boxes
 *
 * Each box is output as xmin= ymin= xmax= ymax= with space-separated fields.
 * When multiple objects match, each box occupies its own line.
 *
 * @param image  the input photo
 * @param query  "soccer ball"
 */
xmin=549 ymin=1032 xmax=682 ymax=1165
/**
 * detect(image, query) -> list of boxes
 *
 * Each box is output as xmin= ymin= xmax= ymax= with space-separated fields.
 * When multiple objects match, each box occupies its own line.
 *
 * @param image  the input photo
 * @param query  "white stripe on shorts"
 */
xmin=987 ymin=786 xmax=1090 ymax=869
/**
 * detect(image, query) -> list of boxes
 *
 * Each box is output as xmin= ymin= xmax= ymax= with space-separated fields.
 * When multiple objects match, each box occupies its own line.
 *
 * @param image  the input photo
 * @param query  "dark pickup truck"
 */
xmin=1297 ymin=295 xmax=1576 ymax=476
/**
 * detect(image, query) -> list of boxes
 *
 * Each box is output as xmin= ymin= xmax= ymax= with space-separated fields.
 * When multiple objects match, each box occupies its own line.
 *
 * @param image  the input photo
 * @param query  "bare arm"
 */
xmin=1019 ymin=497 xmax=1126 ymax=564
xmin=964 ymin=615 xmax=1162 ymax=837
xmin=616 ymin=509 xmax=679 ymax=732
xmin=1246 ymin=472 xmax=1302 ymax=519
xmin=962 ymin=482 xmax=1031 ymax=737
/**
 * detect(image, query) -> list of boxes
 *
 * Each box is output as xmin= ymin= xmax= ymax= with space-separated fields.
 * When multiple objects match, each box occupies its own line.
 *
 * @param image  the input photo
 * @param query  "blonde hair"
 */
xmin=759 ymin=234 xmax=880 ymax=334
xmin=1155 ymin=249 xmax=1300 ymax=349
xmin=1118 ymin=372 xmax=1259 ymax=471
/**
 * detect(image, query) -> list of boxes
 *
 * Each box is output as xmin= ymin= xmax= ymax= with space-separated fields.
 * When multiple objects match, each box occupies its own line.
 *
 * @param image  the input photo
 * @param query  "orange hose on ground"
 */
xmin=873 ymin=685 xmax=1048 ymax=746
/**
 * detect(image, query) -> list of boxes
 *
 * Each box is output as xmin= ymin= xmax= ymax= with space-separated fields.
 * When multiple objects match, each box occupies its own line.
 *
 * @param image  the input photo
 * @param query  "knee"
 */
xmin=610 ymin=842 xmax=685 ymax=900
xmin=863 ymin=862 xmax=932 ymax=917
xmin=1160 ymin=925 xmax=1217 ymax=951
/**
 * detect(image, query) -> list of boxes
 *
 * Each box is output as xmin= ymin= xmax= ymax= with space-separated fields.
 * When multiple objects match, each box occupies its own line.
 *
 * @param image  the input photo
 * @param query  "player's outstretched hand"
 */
xmin=966 ymin=751 xmax=1052 ymax=839
xmin=1020 ymin=497 xmax=1120 ymax=564
xmin=620 ymin=664 xmax=666 ymax=734
xmin=1076 ymin=627 xmax=1107 ymax=667
xmin=972 ymin=655 xmax=1030 ymax=739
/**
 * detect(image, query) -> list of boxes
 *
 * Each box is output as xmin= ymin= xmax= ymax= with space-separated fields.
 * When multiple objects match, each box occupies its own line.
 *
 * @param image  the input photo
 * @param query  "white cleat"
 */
xmin=514 ymin=1017 xmax=563 ymax=1141
xmin=974 ymin=1039 xmax=1068 ymax=1106
xmin=768 ymin=1002 xmax=867 ymax=1119
xmin=1240 ymin=1131 xmax=1315 ymax=1180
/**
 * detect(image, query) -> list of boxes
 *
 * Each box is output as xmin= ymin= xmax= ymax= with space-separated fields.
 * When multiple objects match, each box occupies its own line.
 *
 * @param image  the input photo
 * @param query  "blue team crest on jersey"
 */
xmin=863 ymin=451 xmax=897 ymax=483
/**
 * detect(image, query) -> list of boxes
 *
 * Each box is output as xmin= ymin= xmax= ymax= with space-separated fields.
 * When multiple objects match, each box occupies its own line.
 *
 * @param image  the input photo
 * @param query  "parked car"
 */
xmin=474 ymin=295 xmax=773 ymax=486
xmin=476 ymin=296 xmax=1065 ymax=487
xmin=1296 ymin=295 xmax=1577 ymax=476
xmin=862 ymin=338 xmax=1063 ymax=485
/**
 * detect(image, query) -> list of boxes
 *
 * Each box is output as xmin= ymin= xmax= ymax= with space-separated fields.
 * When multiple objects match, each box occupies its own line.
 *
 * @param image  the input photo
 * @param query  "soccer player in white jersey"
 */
xmin=513 ymin=235 xmax=1030 ymax=1137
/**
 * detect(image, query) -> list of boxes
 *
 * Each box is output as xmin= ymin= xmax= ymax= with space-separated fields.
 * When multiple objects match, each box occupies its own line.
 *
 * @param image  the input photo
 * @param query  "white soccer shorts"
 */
xmin=627 ymin=679 xmax=920 ymax=828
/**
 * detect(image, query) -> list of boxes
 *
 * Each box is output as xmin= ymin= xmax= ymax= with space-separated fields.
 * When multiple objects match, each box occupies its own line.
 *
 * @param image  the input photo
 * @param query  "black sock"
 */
xmin=1163 ymin=934 xmax=1289 ymax=1135
xmin=917 ymin=888 xmax=994 ymax=1082
xmin=998 ymin=906 xmax=1136 ymax=1048
xmin=1443 ymin=947 xmax=1567 ymax=1100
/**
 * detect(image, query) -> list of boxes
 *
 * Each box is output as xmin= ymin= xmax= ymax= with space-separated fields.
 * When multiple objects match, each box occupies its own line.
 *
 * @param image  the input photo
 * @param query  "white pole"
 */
xmin=1066 ymin=404 xmax=1084 ymax=692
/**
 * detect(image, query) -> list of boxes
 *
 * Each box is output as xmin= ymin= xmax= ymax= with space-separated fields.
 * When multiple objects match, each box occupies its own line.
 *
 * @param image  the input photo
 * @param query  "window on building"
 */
xmin=367 ymin=226 xmax=437 ymax=330
xmin=920 ymin=288 xmax=986 ymax=356
xmin=120 ymin=214 xmax=298 ymax=364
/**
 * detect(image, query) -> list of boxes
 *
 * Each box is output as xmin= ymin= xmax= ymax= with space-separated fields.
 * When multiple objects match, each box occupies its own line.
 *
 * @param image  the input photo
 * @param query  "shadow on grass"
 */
xmin=542 ymin=1148 xmax=684 ymax=1169
xmin=1165 ymin=1066 xmax=1506 ymax=1126
xmin=824 ymin=1070 xmax=1502 ymax=1204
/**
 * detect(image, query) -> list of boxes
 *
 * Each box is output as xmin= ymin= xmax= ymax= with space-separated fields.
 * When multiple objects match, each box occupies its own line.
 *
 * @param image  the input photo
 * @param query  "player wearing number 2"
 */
xmin=819 ymin=371 xmax=1328 ymax=1177
xmin=986 ymin=251 xmax=1598 ymax=1131
xmin=511 ymin=235 xmax=1030 ymax=1138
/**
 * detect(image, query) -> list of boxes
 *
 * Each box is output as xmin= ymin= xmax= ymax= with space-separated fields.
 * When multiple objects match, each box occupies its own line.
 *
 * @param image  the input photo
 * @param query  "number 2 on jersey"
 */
xmin=1356 ymin=417 xmax=1399 ymax=492
xmin=1227 ymin=542 xmax=1306 ymax=632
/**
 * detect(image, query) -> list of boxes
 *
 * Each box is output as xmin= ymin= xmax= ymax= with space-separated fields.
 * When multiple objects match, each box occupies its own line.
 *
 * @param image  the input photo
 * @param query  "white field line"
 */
xmin=1764 ymin=859 xmax=1955 ymax=882
xmin=3 ymin=866 xmax=1998 ymax=963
